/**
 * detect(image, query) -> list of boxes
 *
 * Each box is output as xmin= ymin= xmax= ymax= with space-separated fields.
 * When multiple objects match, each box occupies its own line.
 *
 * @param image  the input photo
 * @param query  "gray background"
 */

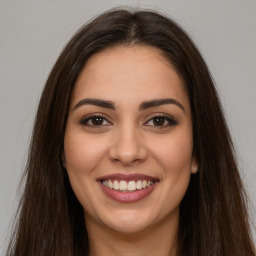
xmin=0 ymin=0 xmax=255 ymax=253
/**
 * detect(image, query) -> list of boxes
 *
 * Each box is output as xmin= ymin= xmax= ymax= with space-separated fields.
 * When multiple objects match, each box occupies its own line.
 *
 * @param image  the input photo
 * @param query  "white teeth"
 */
xmin=128 ymin=181 xmax=136 ymax=191
xmin=102 ymin=179 xmax=155 ymax=192
xmin=136 ymin=180 xmax=142 ymax=189
xmin=108 ymin=180 xmax=113 ymax=189
xmin=113 ymin=180 xmax=119 ymax=190
xmin=119 ymin=180 xmax=128 ymax=191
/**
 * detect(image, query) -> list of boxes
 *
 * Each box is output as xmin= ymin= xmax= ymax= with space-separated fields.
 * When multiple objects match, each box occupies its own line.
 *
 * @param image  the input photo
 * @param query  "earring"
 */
xmin=193 ymin=164 xmax=198 ymax=173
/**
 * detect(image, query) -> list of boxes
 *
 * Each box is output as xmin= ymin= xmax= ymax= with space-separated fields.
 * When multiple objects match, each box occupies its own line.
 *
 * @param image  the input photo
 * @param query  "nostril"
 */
xmin=108 ymin=145 xmax=147 ymax=165
xmin=108 ymin=130 xmax=148 ymax=165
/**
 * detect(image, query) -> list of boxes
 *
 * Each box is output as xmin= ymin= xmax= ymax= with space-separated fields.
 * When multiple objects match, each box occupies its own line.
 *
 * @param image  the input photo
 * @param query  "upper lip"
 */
xmin=97 ymin=173 xmax=159 ymax=182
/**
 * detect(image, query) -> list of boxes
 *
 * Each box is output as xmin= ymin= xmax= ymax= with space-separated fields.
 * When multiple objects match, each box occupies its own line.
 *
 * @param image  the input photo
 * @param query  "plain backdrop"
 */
xmin=0 ymin=0 xmax=255 ymax=253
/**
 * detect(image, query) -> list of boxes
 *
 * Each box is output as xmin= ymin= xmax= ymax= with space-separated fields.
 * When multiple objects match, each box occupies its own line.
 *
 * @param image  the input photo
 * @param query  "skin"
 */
xmin=64 ymin=45 xmax=197 ymax=256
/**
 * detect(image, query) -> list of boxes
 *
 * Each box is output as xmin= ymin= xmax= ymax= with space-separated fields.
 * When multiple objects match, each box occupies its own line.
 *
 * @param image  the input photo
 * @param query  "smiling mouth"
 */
xmin=97 ymin=174 xmax=159 ymax=202
xmin=101 ymin=179 xmax=156 ymax=192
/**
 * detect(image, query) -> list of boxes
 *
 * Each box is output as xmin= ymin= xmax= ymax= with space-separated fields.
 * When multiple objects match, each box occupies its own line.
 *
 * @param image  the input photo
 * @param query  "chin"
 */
xmin=105 ymin=219 xmax=153 ymax=235
xmin=92 ymin=207 xmax=163 ymax=235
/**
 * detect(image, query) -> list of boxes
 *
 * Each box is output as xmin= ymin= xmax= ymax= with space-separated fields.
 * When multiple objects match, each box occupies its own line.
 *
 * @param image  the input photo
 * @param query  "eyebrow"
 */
xmin=73 ymin=98 xmax=115 ymax=110
xmin=73 ymin=98 xmax=185 ymax=112
xmin=139 ymin=98 xmax=185 ymax=112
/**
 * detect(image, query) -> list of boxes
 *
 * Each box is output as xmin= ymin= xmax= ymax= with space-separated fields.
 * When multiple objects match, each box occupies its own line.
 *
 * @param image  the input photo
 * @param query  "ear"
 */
xmin=191 ymin=157 xmax=199 ymax=174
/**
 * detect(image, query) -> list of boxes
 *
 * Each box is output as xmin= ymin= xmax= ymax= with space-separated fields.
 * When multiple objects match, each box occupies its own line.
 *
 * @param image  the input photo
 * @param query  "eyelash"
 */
xmin=79 ymin=113 xmax=178 ymax=129
xmin=79 ymin=114 xmax=112 ymax=127
xmin=144 ymin=114 xmax=178 ymax=127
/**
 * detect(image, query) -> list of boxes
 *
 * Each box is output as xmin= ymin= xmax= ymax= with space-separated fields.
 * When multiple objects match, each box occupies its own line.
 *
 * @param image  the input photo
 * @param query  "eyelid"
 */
xmin=79 ymin=112 xmax=177 ymax=128
xmin=79 ymin=113 xmax=113 ymax=126
xmin=143 ymin=113 xmax=178 ymax=127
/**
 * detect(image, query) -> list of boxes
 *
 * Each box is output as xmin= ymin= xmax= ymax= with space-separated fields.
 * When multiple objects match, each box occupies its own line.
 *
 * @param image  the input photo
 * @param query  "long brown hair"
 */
xmin=6 ymin=8 xmax=255 ymax=256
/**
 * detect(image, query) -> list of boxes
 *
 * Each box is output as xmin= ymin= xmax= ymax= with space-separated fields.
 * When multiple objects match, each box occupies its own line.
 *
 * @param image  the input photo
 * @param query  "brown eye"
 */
xmin=91 ymin=117 xmax=104 ymax=125
xmin=152 ymin=117 xmax=165 ymax=126
xmin=144 ymin=115 xmax=178 ymax=128
xmin=80 ymin=115 xmax=111 ymax=127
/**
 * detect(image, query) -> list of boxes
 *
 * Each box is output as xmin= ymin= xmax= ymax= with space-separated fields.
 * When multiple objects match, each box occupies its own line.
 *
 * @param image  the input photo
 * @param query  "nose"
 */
xmin=108 ymin=125 xmax=148 ymax=166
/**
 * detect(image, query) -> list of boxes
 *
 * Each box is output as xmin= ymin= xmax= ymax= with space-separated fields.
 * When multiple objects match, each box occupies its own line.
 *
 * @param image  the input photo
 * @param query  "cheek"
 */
xmin=64 ymin=134 xmax=108 ymax=175
xmin=63 ymin=133 xmax=110 ymax=213
xmin=150 ymin=131 xmax=193 ymax=200
xmin=152 ymin=132 xmax=193 ymax=173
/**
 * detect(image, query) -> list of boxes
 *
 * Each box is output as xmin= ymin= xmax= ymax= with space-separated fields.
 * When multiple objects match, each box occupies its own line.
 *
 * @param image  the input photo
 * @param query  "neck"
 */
xmin=85 ymin=213 xmax=179 ymax=256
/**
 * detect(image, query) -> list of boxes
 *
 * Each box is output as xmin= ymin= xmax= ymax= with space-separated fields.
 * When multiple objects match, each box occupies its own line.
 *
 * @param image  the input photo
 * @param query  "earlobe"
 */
xmin=191 ymin=164 xmax=199 ymax=174
xmin=191 ymin=157 xmax=199 ymax=174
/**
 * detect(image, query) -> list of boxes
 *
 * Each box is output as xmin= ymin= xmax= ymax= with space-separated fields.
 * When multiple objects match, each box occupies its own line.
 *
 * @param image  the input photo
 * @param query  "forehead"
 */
xmin=71 ymin=45 xmax=189 ymax=109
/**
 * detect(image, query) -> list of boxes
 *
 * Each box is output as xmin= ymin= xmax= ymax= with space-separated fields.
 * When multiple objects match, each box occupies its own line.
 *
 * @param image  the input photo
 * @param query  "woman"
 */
xmin=6 ymin=8 xmax=255 ymax=256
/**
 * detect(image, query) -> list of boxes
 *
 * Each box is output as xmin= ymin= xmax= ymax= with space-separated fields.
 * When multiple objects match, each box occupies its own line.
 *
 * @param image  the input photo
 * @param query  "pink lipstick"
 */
xmin=97 ymin=174 xmax=159 ymax=203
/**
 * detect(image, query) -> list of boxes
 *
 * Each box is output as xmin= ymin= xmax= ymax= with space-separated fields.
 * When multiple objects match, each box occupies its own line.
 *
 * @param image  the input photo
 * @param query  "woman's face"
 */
xmin=64 ymin=46 xmax=196 ymax=234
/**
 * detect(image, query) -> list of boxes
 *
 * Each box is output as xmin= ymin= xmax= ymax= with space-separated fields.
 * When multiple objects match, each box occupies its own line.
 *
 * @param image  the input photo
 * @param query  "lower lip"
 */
xmin=99 ymin=182 xmax=158 ymax=203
